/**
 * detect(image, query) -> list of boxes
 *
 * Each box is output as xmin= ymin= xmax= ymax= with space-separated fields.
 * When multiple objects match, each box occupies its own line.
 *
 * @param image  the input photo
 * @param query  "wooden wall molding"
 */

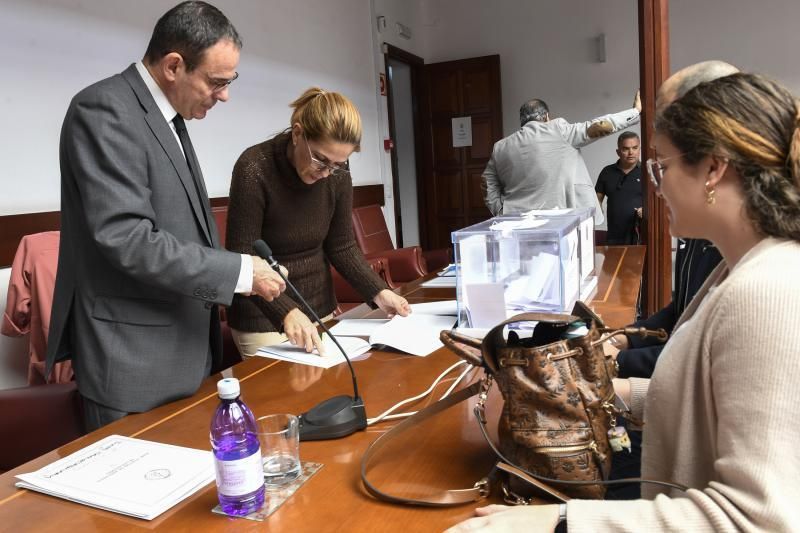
xmin=638 ymin=0 xmax=672 ymax=315
xmin=0 ymin=184 xmax=385 ymax=268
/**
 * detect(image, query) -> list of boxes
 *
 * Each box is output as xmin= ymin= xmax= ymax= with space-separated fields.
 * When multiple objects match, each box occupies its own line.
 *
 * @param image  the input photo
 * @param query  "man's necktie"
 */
xmin=172 ymin=114 xmax=211 ymax=234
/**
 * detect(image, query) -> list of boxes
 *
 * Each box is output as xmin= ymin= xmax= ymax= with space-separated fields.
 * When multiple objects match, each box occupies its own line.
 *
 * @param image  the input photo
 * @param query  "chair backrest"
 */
xmin=212 ymin=205 xmax=228 ymax=248
xmin=351 ymin=205 xmax=395 ymax=256
xmin=0 ymin=381 xmax=85 ymax=472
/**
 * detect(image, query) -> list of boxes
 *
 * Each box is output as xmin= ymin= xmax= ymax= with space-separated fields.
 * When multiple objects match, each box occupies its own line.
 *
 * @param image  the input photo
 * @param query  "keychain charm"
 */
xmin=608 ymin=426 xmax=632 ymax=453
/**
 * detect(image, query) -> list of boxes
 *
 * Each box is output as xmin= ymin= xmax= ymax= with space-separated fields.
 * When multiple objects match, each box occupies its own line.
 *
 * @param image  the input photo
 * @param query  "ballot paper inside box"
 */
xmin=516 ymin=207 xmax=596 ymax=282
xmin=451 ymin=214 xmax=584 ymax=328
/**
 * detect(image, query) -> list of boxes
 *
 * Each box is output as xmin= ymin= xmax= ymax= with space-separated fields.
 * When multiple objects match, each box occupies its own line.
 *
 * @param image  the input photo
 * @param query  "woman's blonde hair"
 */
xmin=656 ymin=73 xmax=800 ymax=241
xmin=290 ymin=87 xmax=362 ymax=151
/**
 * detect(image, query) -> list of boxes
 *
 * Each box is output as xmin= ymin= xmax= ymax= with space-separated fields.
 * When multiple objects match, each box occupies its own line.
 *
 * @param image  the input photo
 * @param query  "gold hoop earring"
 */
xmin=705 ymin=181 xmax=716 ymax=205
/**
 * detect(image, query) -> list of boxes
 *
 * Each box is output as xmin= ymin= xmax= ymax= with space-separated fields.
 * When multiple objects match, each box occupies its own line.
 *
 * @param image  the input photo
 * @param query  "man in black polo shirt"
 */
xmin=595 ymin=131 xmax=643 ymax=244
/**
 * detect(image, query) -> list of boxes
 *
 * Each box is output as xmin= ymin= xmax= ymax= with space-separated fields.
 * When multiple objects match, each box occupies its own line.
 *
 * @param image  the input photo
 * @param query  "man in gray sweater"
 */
xmin=482 ymin=92 xmax=641 ymax=223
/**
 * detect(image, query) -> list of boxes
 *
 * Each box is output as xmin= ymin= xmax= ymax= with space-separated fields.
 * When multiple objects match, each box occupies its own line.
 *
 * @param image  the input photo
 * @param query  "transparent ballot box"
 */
xmin=515 ymin=207 xmax=596 ymax=286
xmin=452 ymin=215 xmax=582 ymax=328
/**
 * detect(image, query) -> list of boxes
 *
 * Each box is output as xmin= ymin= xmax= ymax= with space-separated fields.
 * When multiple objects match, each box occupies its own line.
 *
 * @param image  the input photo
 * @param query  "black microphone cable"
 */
xmin=252 ymin=239 xmax=360 ymax=400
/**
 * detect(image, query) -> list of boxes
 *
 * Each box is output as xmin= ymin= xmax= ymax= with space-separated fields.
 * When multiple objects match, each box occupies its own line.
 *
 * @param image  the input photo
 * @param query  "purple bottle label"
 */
xmin=214 ymin=447 xmax=263 ymax=497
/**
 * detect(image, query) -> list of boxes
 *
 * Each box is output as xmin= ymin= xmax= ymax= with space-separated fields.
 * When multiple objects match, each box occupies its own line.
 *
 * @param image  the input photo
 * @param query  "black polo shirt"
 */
xmin=595 ymin=161 xmax=643 ymax=244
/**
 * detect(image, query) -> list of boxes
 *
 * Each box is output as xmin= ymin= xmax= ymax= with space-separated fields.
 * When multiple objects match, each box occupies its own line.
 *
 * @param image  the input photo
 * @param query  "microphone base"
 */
xmin=298 ymin=395 xmax=367 ymax=441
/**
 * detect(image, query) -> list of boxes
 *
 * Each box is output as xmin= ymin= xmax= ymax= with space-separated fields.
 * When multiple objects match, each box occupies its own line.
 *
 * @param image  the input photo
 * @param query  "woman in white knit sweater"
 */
xmin=448 ymin=73 xmax=800 ymax=532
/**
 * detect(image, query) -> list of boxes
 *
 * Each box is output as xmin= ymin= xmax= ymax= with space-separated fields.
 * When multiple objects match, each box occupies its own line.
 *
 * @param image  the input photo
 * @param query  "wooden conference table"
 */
xmin=0 ymin=246 xmax=644 ymax=533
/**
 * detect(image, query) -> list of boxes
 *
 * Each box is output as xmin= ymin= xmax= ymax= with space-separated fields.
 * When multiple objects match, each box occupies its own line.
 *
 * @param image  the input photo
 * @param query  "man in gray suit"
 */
xmin=482 ymin=91 xmax=642 ymax=223
xmin=47 ymin=1 xmax=285 ymax=431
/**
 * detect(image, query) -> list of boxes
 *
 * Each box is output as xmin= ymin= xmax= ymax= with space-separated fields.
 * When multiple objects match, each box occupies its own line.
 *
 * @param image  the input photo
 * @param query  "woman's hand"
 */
xmin=613 ymin=377 xmax=631 ymax=406
xmin=283 ymin=308 xmax=325 ymax=355
xmin=604 ymin=333 xmax=629 ymax=359
xmin=444 ymin=504 xmax=560 ymax=532
xmin=373 ymin=289 xmax=411 ymax=318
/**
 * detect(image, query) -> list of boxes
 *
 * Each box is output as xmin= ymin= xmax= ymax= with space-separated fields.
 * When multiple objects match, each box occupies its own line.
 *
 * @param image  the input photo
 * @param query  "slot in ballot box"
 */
xmin=452 ymin=213 xmax=584 ymax=328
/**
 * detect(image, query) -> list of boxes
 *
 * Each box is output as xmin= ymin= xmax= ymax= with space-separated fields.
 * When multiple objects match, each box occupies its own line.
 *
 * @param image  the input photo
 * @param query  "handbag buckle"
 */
xmin=501 ymin=483 xmax=532 ymax=505
xmin=474 ymin=478 xmax=491 ymax=499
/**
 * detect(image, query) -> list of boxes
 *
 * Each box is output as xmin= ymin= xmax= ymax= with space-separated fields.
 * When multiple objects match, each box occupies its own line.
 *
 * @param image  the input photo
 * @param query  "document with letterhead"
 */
xmin=15 ymin=435 xmax=215 ymax=520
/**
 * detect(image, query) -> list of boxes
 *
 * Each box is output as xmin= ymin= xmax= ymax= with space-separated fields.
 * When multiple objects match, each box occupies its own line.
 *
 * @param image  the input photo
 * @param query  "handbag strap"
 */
xmin=360 ymin=381 xmax=494 ymax=506
xmin=361 ymin=376 xmax=688 ymax=508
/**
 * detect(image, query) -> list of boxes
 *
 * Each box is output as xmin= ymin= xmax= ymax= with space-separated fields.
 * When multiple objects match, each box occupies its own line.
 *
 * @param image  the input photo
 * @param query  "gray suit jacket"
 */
xmin=46 ymin=64 xmax=241 ymax=413
xmin=482 ymin=108 xmax=640 ymax=222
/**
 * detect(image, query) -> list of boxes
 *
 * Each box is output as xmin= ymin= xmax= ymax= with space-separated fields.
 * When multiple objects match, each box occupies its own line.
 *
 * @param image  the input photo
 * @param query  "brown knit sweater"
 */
xmin=225 ymin=132 xmax=386 ymax=332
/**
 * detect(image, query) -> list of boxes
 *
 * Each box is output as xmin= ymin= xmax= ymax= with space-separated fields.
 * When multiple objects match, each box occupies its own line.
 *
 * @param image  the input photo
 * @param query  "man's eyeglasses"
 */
xmin=206 ymin=71 xmax=239 ymax=93
xmin=645 ymin=153 xmax=684 ymax=188
xmin=303 ymin=132 xmax=350 ymax=177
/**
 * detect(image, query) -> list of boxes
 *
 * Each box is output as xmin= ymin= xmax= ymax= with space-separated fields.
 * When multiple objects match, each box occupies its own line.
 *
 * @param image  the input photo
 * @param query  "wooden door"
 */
xmin=418 ymin=55 xmax=502 ymax=250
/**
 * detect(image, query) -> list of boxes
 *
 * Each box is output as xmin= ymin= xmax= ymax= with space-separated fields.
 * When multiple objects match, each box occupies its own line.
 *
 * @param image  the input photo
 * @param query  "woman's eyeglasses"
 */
xmin=645 ymin=153 xmax=684 ymax=188
xmin=303 ymin=133 xmax=350 ymax=177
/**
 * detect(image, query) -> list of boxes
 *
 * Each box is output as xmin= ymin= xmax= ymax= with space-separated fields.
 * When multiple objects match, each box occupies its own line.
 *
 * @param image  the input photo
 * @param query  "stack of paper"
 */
xmin=256 ymin=335 xmax=372 ymax=369
xmin=15 ymin=435 xmax=215 ymax=520
xmin=331 ymin=302 xmax=457 ymax=356
xmin=366 ymin=314 xmax=457 ymax=356
xmin=256 ymin=302 xmax=459 ymax=366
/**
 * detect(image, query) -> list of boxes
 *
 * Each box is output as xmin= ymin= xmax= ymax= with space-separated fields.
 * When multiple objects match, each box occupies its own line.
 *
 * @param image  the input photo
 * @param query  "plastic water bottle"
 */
xmin=210 ymin=378 xmax=265 ymax=516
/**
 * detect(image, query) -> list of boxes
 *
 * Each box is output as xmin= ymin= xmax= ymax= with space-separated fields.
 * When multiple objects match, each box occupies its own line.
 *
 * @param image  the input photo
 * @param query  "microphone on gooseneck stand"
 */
xmin=252 ymin=240 xmax=367 ymax=441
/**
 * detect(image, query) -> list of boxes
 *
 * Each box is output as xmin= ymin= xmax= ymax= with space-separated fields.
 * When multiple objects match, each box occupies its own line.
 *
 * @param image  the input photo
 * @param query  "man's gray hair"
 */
xmin=520 ymin=99 xmax=549 ymax=126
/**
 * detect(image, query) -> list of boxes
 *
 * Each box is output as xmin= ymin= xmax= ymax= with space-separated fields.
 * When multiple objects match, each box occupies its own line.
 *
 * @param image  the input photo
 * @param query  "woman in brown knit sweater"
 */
xmin=225 ymin=88 xmax=409 ymax=356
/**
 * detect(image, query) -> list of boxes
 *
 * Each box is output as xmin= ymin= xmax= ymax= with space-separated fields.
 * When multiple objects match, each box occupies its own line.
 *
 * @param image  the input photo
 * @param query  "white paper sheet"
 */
xmin=368 ymin=314 xmax=457 ymax=356
xmin=15 ymin=435 xmax=214 ymax=520
xmin=409 ymin=300 xmax=458 ymax=316
xmin=328 ymin=319 xmax=390 ymax=337
xmin=521 ymin=208 xmax=574 ymax=216
xmin=463 ymin=283 xmax=507 ymax=328
xmin=437 ymin=264 xmax=457 ymax=277
xmin=453 ymin=327 xmax=491 ymax=340
xmin=490 ymin=218 xmax=548 ymax=232
xmin=421 ymin=276 xmax=457 ymax=288
xmin=255 ymin=335 xmax=371 ymax=368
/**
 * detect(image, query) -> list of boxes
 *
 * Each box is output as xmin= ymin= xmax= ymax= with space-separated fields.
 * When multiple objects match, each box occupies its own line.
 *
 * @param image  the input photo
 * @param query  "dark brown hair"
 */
xmin=144 ymin=1 xmax=241 ymax=71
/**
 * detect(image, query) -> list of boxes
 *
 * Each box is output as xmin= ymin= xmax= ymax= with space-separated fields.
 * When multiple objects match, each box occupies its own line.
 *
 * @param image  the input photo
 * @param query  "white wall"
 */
xmin=670 ymin=0 xmax=800 ymax=92
xmin=419 ymin=0 xmax=641 ymax=195
xmin=3 ymin=0 xmax=800 ymax=223
xmin=0 ymin=0 xmax=383 ymax=215
xmin=371 ymin=0 xmax=428 ymax=243
xmin=388 ymin=60 xmax=420 ymax=246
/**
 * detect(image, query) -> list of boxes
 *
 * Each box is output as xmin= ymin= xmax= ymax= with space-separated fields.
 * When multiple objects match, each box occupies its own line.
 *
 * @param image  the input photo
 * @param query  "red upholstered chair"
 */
xmin=0 ymin=381 xmax=86 ymax=473
xmin=351 ymin=205 xmax=428 ymax=283
xmin=331 ymin=256 xmax=396 ymax=315
xmin=420 ymin=247 xmax=452 ymax=273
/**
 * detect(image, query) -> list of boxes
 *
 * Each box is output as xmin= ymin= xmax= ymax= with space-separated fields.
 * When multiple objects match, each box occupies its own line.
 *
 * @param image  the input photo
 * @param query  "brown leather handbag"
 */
xmin=442 ymin=310 xmax=636 ymax=500
xmin=361 ymin=305 xmax=684 ymax=506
